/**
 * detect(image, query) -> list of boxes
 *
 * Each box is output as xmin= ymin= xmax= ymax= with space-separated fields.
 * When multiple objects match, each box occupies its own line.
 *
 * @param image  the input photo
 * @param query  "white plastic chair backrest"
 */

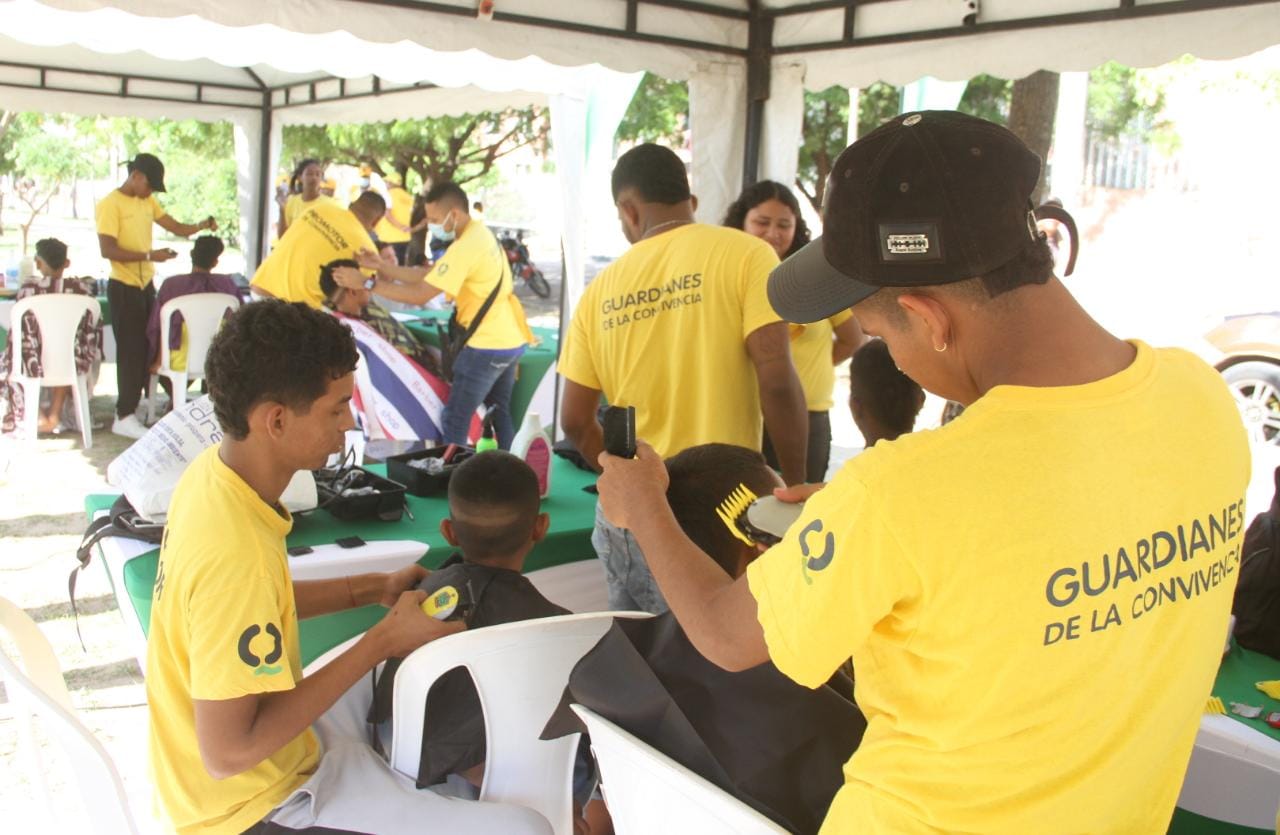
xmin=158 ymin=292 xmax=239 ymax=376
xmin=10 ymin=294 xmax=98 ymax=387
xmin=391 ymin=611 xmax=650 ymax=835
xmin=0 ymin=597 xmax=139 ymax=834
xmin=571 ymin=704 xmax=788 ymax=835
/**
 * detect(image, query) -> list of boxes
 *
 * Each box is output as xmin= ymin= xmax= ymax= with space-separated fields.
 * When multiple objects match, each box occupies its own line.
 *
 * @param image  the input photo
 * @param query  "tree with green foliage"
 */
xmin=282 ymin=108 xmax=548 ymax=191
xmin=794 ymin=83 xmax=901 ymax=213
xmin=616 ymin=73 xmax=689 ymax=146
xmin=4 ymin=114 xmax=109 ymax=254
xmin=113 ymin=118 xmax=240 ymax=236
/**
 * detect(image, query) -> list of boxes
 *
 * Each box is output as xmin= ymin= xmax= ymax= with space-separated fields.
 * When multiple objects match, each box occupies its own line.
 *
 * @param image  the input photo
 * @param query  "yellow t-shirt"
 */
xmin=559 ymin=224 xmax=781 ymax=458
xmin=748 ymin=342 xmax=1250 ymax=834
xmin=791 ymin=310 xmax=854 ymax=412
xmin=94 ymin=190 xmax=167 ymax=287
xmin=147 ymin=446 xmax=319 ymax=835
xmin=283 ymin=193 xmax=339 ymax=229
xmin=426 ymin=219 xmax=532 ymax=351
xmin=251 ymin=201 xmax=376 ymax=309
xmin=374 ymin=187 xmax=413 ymax=244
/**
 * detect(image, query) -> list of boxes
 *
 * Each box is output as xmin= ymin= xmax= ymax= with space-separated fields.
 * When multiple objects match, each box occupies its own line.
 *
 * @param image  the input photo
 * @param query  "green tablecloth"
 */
xmin=85 ymin=456 xmax=598 ymax=666
xmin=1211 ymin=641 xmax=1280 ymax=741
xmin=400 ymin=309 xmax=558 ymax=427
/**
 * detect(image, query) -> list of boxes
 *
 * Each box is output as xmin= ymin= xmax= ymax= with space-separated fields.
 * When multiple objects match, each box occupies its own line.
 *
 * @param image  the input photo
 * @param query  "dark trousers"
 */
xmin=763 ymin=410 xmax=832 ymax=484
xmin=107 ymin=279 xmax=155 ymax=419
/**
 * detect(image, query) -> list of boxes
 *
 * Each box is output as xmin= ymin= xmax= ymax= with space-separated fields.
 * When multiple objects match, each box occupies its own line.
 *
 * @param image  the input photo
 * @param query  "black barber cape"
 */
xmin=542 ymin=614 xmax=865 ymax=835
xmin=369 ymin=553 xmax=570 ymax=787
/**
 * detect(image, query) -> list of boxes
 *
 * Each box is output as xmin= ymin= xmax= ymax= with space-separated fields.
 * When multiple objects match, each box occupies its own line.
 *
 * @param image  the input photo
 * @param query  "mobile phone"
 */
xmin=286 ymin=545 xmax=314 ymax=556
xmin=335 ymin=535 xmax=367 ymax=549
xmin=601 ymin=405 xmax=636 ymax=459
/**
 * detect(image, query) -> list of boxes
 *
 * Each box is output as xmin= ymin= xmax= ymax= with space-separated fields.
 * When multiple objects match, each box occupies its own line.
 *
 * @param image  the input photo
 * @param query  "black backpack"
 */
xmin=71 ymin=495 xmax=165 ymax=645
xmin=1232 ymin=466 xmax=1280 ymax=659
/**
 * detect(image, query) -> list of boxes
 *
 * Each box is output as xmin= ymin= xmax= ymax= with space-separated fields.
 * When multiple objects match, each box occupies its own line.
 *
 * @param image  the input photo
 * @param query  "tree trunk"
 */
xmin=1006 ymin=70 xmax=1060 ymax=205
xmin=70 ymin=179 xmax=79 ymax=220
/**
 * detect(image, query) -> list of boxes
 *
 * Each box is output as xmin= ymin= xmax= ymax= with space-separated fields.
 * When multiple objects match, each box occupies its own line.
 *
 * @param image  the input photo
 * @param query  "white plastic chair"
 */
xmin=390 ymin=612 xmax=649 ymax=835
xmin=0 ymin=597 xmax=140 ymax=834
xmin=571 ymin=704 xmax=788 ymax=835
xmin=1176 ymin=714 xmax=1280 ymax=830
xmin=10 ymin=294 xmax=99 ymax=448
xmin=147 ymin=292 xmax=239 ymax=421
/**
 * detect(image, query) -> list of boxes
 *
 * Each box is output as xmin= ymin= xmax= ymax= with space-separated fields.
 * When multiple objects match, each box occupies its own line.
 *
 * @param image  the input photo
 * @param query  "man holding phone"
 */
xmin=97 ymin=153 xmax=216 ymax=439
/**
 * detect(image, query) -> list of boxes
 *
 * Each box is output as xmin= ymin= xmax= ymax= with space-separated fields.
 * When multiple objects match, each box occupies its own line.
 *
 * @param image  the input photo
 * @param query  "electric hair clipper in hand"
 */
xmin=601 ymin=405 xmax=636 ymax=459
xmin=715 ymin=483 xmax=806 ymax=547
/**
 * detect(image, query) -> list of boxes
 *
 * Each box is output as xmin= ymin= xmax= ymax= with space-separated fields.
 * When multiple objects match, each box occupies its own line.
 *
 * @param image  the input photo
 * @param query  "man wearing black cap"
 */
xmin=594 ymin=112 xmax=1250 ymax=832
xmin=96 ymin=153 xmax=216 ymax=439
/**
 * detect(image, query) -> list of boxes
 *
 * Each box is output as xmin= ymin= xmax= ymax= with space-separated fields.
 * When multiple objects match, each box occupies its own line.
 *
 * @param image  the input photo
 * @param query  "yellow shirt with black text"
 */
xmin=146 ymin=445 xmax=318 ymax=835
xmin=792 ymin=310 xmax=854 ymax=412
xmin=252 ymin=200 xmax=375 ymax=308
xmin=748 ymin=342 xmax=1249 ymax=834
xmin=95 ymin=190 xmax=167 ymax=287
xmin=559 ymin=224 xmax=781 ymax=457
xmin=426 ymin=219 xmax=532 ymax=351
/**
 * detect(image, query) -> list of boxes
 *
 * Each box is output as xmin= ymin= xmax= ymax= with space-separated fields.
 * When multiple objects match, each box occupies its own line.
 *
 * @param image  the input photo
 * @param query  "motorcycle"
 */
xmin=494 ymin=226 xmax=551 ymax=299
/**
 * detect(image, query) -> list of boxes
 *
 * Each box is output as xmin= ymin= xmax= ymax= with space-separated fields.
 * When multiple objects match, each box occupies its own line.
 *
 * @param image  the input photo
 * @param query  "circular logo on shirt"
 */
xmin=436 ymin=262 xmax=450 ymax=276
xmin=799 ymin=519 xmax=836 ymax=585
xmin=237 ymin=623 xmax=284 ymax=676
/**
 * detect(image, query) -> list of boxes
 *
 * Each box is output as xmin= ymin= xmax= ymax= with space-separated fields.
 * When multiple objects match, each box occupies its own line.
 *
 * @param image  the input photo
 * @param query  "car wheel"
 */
xmin=1222 ymin=361 xmax=1280 ymax=446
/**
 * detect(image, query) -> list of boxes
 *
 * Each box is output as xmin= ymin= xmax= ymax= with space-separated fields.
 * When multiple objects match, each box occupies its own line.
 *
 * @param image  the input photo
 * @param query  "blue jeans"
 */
xmin=591 ymin=503 xmax=668 ymax=614
xmin=441 ymin=345 xmax=524 ymax=448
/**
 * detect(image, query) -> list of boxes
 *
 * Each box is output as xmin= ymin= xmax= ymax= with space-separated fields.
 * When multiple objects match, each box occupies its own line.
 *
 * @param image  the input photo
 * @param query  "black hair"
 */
xmin=34 ymin=238 xmax=67 ymax=271
xmin=448 ymin=451 xmax=541 ymax=562
xmin=205 ymin=300 xmax=358 ymax=440
xmin=350 ymin=190 xmax=387 ymax=216
xmin=721 ymin=180 xmax=812 ymax=258
xmin=850 ymin=340 xmax=925 ymax=437
xmin=289 ymin=158 xmax=322 ymax=193
xmin=318 ymin=258 xmax=359 ymax=302
xmin=191 ymin=235 xmax=224 ymax=270
xmin=611 ymin=143 xmax=691 ymax=205
xmin=424 ymin=181 xmax=469 ymax=211
xmin=665 ymin=444 xmax=778 ymax=578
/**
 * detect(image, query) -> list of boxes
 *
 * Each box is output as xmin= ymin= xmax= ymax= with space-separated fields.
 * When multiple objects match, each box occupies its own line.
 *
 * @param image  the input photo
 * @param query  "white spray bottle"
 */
xmin=510 ymin=410 xmax=553 ymax=499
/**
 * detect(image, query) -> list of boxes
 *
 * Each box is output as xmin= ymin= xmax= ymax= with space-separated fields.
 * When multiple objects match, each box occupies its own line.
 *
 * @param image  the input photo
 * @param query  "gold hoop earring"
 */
xmin=934 ymin=343 xmax=948 ymax=353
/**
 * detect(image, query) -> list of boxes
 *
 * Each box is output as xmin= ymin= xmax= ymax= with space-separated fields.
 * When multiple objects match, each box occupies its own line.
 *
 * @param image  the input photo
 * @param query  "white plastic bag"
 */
xmin=107 ymin=395 xmax=316 ymax=521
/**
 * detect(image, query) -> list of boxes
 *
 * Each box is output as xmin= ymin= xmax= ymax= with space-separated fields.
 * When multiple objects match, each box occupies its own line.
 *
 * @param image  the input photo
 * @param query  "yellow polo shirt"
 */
xmin=147 ymin=446 xmax=318 ymax=834
xmin=425 ymin=219 xmax=532 ymax=351
xmin=95 ymin=190 xmax=167 ymax=287
xmin=283 ymin=194 xmax=339 ymax=229
xmin=559 ymin=224 xmax=781 ymax=458
xmin=374 ymin=186 xmax=413 ymax=244
xmin=748 ymin=342 xmax=1250 ymax=834
xmin=791 ymin=310 xmax=854 ymax=412
xmin=252 ymin=200 xmax=376 ymax=309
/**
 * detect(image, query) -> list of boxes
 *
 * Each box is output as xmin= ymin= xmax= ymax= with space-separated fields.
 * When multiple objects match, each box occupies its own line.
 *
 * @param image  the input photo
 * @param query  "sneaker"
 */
xmin=112 ymin=414 xmax=149 ymax=440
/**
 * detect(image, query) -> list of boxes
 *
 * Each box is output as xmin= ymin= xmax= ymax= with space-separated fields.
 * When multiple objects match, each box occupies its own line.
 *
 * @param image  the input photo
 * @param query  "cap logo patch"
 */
xmin=879 ymin=222 xmax=943 ymax=263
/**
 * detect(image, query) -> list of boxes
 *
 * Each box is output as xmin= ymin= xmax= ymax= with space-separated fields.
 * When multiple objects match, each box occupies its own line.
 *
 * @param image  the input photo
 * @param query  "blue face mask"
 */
xmin=428 ymin=211 xmax=457 ymax=243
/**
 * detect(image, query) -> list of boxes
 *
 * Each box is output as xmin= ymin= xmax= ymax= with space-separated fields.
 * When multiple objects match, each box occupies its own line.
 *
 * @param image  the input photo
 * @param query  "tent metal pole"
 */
xmin=254 ymin=91 xmax=273 ymax=272
xmin=742 ymin=8 xmax=773 ymax=186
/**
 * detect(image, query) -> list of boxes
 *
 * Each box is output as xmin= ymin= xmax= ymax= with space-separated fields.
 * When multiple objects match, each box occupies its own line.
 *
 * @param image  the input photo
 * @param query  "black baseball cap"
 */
xmin=126 ymin=153 xmax=166 ymax=192
xmin=768 ymin=110 xmax=1042 ymax=324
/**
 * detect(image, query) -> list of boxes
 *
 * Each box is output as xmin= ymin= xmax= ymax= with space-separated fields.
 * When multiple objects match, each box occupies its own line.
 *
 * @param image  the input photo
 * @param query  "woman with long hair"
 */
xmin=724 ymin=180 xmax=864 ymax=482
xmin=275 ymin=158 xmax=335 ymax=238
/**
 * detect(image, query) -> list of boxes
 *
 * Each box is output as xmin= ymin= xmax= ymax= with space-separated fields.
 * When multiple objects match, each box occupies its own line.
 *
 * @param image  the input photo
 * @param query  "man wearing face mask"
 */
xmin=333 ymin=182 xmax=532 ymax=448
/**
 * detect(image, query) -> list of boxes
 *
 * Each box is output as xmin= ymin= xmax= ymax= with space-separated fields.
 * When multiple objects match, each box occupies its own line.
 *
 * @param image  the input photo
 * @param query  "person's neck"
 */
xmin=119 ymin=181 xmax=142 ymax=198
xmin=452 ymin=213 xmax=471 ymax=236
xmin=218 ymin=439 xmax=293 ymax=512
xmin=638 ymin=205 xmax=695 ymax=240
xmin=302 ymin=187 xmax=321 ymax=201
xmin=461 ymin=546 xmax=530 ymax=573
xmin=966 ymin=281 xmax=1135 ymax=398
xmin=192 ymin=266 xmax=211 ymax=275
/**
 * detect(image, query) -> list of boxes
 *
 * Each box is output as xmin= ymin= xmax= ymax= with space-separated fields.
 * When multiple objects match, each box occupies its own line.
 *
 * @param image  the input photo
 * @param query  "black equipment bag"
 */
xmin=71 ymin=495 xmax=165 ymax=646
xmin=1233 ymin=466 xmax=1280 ymax=658
xmin=434 ymin=269 xmax=505 ymax=382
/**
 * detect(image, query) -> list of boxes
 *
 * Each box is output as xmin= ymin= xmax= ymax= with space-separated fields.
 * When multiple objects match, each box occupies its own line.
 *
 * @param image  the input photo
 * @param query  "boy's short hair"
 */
xmin=448 ymin=451 xmax=541 ymax=561
xmin=350 ymin=190 xmax=387 ymax=216
xmin=665 ymin=444 xmax=779 ymax=577
xmin=318 ymin=258 xmax=359 ymax=302
xmin=191 ymin=235 xmax=224 ymax=270
xmin=424 ymin=182 xmax=469 ymax=211
xmin=205 ymin=300 xmax=358 ymax=439
xmin=34 ymin=238 xmax=68 ymax=270
xmin=850 ymin=340 xmax=925 ymax=436
xmin=611 ymin=143 xmax=691 ymax=205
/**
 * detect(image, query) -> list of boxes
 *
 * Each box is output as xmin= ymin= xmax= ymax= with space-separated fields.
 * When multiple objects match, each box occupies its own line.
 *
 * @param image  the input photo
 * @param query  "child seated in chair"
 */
xmin=370 ymin=450 xmax=570 ymax=790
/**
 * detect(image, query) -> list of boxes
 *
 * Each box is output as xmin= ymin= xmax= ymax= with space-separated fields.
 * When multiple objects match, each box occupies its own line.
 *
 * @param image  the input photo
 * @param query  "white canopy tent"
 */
xmin=2 ymin=0 xmax=1279 ymax=316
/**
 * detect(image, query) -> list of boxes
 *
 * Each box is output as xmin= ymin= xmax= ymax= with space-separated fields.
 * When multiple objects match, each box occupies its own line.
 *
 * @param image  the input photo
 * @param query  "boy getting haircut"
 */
xmin=369 ymin=451 xmax=565 ymax=788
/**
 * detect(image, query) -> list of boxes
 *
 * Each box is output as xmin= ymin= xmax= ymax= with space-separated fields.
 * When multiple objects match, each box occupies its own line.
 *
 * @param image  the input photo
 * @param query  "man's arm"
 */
xmin=332 ymin=265 xmax=443 ymax=307
xmin=156 ymin=214 xmax=215 ymax=238
xmin=596 ymin=443 xmax=769 ymax=671
xmin=97 ymin=234 xmax=175 ymax=265
xmin=194 ymin=591 xmax=462 ymax=778
xmin=746 ymin=322 xmax=808 ymax=485
xmin=293 ymin=564 xmax=427 ymax=620
xmin=560 ymin=379 xmax=604 ymax=473
xmin=831 ymin=317 xmax=865 ymax=366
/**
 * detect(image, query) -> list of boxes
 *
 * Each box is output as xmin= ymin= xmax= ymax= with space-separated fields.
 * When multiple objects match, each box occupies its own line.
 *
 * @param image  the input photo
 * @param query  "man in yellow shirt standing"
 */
xmin=333 ymin=182 xmax=533 ymax=448
xmin=594 ymin=112 xmax=1251 ymax=832
xmin=251 ymin=192 xmax=384 ymax=309
xmin=556 ymin=144 xmax=808 ymax=614
xmin=147 ymin=300 xmax=550 ymax=834
xmin=96 ymin=153 xmax=216 ymax=439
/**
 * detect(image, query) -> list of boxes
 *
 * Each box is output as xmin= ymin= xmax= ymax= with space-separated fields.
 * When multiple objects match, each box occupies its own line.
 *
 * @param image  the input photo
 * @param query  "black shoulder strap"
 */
xmin=455 ymin=267 xmax=507 ymax=350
